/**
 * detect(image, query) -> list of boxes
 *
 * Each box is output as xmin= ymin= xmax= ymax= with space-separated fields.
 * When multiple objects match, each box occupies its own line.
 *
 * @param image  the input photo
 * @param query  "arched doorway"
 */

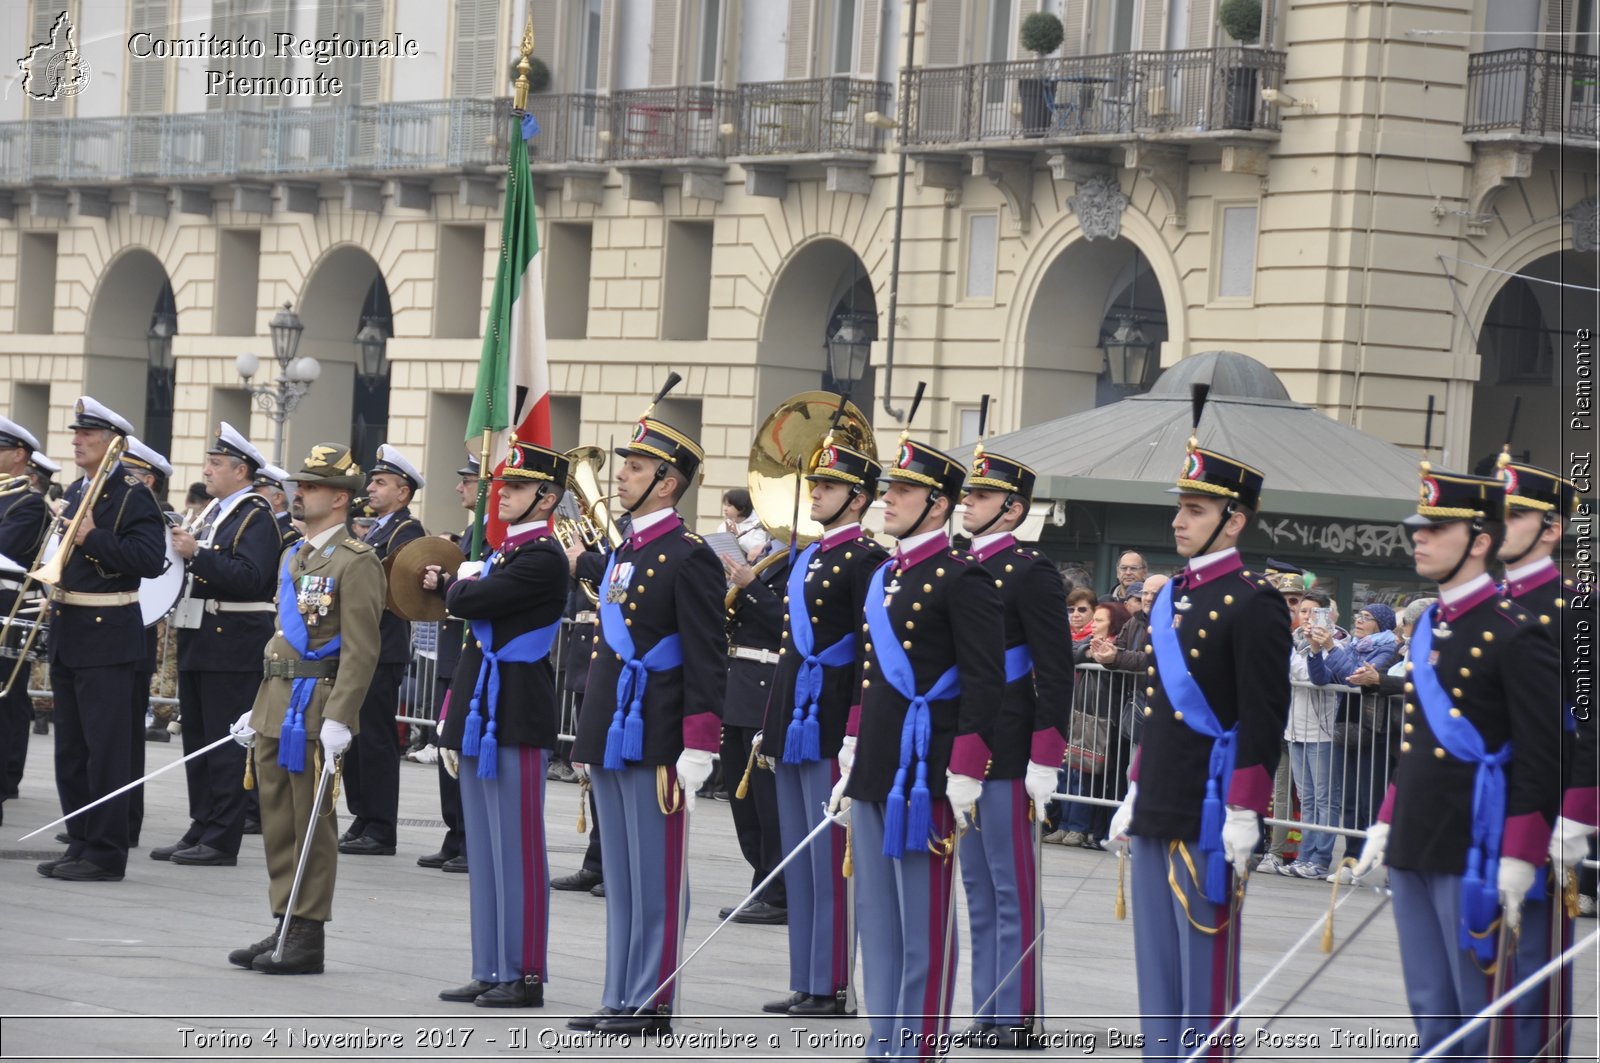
xmin=86 ymin=249 xmax=177 ymax=457
xmin=1022 ymin=236 xmax=1172 ymax=424
xmin=1468 ymin=249 xmax=1596 ymax=473
xmin=294 ymin=246 xmax=392 ymax=471
xmin=757 ymin=239 xmax=878 ymax=417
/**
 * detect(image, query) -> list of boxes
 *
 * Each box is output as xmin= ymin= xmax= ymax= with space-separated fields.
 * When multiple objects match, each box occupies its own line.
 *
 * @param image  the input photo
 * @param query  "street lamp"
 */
xmin=826 ymin=312 xmax=873 ymax=394
xmin=146 ymin=310 xmax=177 ymax=417
xmin=354 ymin=321 xmax=389 ymax=381
xmin=239 ymin=302 xmax=320 ymax=467
xmin=1101 ymin=316 xmax=1153 ymax=390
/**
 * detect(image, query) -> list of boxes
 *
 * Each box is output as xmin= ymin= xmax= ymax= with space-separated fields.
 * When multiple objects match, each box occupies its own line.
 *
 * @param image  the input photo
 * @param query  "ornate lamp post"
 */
xmin=237 ymin=301 xmax=321 ymax=466
xmin=1101 ymin=316 xmax=1153 ymax=390
xmin=826 ymin=312 xmax=873 ymax=394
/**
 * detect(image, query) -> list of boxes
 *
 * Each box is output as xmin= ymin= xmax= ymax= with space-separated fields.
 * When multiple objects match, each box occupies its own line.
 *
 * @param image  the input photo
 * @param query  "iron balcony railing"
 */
xmin=734 ymin=76 xmax=894 ymax=156
xmin=900 ymin=46 xmax=1285 ymax=146
xmin=525 ymin=92 xmax=607 ymax=166
xmin=1465 ymin=47 xmax=1600 ymax=140
xmin=606 ymin=85 xmax=736 ymax=162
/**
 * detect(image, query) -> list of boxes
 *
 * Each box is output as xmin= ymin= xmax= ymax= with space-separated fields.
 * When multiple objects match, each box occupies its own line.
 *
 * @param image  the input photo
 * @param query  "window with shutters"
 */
xmin=317 ymin=0 xmax=385 ymax=108
xmin=694 ymin=0 xmax=725 ymax=84
xmin=207 ymin=0 xmax=292 ymax=112
xmin=127 ymin=0 xmax=170 ymax=114
xmin=26 ymin=0 xmax=70 ymax=119
xmin=452 ymin=0 xmax=499 ymax=97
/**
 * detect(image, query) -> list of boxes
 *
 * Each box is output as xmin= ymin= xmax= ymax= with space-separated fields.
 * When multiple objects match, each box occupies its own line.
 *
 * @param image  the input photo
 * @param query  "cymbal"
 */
xmin=384 ymin=536 xmax=467 ymax=622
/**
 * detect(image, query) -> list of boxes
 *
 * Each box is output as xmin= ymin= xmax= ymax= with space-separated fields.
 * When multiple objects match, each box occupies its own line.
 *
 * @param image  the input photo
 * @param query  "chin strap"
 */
xmin=1193 ymin=500 xmax=1237 ymax=559
xmin=510 ymin=483 xmax=553 ymax=528
xmin=1433 ymin=518 xmax=1485 ymax=586
xmin=820 ymin=484 xmax=864 ymax=530
xmin=909 ymin=488 xmax=943 ymax=538
xmin=968 ymin=492 xmax=1021 ymax=539
xmin=622 ymin=461 xmax=670 ymax=517
xmin=1496 ymin=512 xmax=1553 ymax=567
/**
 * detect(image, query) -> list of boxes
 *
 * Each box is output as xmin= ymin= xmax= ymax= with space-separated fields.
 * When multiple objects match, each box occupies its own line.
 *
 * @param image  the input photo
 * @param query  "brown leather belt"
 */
xmin=263 ymin=658 xmax=339 ymax=680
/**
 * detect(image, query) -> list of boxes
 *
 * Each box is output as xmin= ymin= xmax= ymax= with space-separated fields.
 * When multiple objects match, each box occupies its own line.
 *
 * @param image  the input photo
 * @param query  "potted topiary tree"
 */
xmin=1018 ymin=11 xmax=1064 ymax=135
xmin=1218 ymin=0 xmax=1261 ymax=129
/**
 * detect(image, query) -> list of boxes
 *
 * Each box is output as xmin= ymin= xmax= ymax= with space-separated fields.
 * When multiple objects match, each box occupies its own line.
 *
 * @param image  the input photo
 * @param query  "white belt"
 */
xmin=205 ymin=600 xmax=276 ymax=614
xmin=729 ymin=645 xmax=781 ymax=665
xmin=573 ymin=610 xmax=598 ymax=625
xmin=51 ymin=589 xmax=140 ymax=607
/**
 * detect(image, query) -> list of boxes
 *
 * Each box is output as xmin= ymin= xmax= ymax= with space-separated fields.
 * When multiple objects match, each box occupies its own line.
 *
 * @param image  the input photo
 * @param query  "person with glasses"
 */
xmin=1065 ymin=587 xmax=1097 ymax=643
xmin=1111 ymin=551 xmax=1147 ymax=604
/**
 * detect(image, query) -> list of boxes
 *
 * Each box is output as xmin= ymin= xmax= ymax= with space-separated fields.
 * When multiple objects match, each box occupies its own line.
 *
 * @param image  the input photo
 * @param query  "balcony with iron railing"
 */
xmin=899 ymin=47 xmax=1286 ymax=149
xmin=1465 ymin=48 xmax=1599 ymax=143
xmin=733 ymin=77 xmax=895 ymax=157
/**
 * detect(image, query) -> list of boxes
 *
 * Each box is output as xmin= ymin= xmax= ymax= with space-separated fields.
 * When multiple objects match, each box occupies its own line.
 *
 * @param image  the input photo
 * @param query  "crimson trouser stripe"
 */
xmin=960 ymin=777 xmax=1040 ymax=1026
xmin=460 ymin=745 xmax=549 ymax=984
xmin=1510 ymin=868 xmax=1575 ymax=1061
xmin=774 ymin=757 xmax=851 ymax=996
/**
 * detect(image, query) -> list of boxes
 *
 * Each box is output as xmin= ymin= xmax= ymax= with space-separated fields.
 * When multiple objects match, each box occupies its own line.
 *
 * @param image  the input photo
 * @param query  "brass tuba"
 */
xmin=747 ymin=391 xmax=876 ymax=547
xmin=554 ymin=445 xmax=623 ymax=605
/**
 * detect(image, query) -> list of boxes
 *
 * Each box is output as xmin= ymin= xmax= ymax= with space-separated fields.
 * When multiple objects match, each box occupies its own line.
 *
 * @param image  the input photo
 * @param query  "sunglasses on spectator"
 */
xmin=1070 ymin=605 xmax=1092 ymax=614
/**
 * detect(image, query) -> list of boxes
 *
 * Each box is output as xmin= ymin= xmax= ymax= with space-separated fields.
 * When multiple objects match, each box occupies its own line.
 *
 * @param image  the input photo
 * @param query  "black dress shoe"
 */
xmin=566 ymin=1007 xmax=619 ymax=1031
xmin=36 ymin=855 xmax=71 ymax=878
xmin=145 ymin=727 xmax=170 ymax=743
xmin=788 ymin=992 xmax=852 ymax=1016
xmin=475 ymin=977 xmax=543 ymax=1008
xmin=50 ymin=859 xmax=124 ymax=882
xmin=170 ymin=844 xmax=238 ymax=867
xmin=55 ymin=832 xmax=71 ymax=845
xmin=438 ymin=979 xmax=495 ymax=1003
xmin=241 ymin=818 xmax=261 ymax=835
xmin=551 ymin=868 xmax=601 ymax=892
xmin=722 ymin=901 xmax=787 ymax=925
xmin=989 ymin=1025 xmax=1047 ymax=1051
xmin=595 ymin=1011 xmax=670 ymax=1036
xmin=441 ymin=855 xmax=469 ymax=873
xmin=338 ymin=836 xmax=396 ymax=856
xmin=590 ymin=881 xmax=605 ymax=898
xmin=763 ymin=990 xmax=809 ymax=1014
xmin=150 ymin=840 xmax=194 ymax=862
xmin=417 ymin=850 xmax=450 ymax=869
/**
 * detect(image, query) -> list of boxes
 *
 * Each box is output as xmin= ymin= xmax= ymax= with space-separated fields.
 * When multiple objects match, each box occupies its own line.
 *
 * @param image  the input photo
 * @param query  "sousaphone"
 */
xmin=747 ymin=390 xmax=877 ymax=547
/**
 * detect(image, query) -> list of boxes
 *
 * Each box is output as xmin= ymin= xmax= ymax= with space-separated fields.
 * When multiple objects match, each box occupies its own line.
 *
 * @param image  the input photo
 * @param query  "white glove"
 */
xmin=319 ymin=719 xmax=352 ymax=766
xmin=1498 ymin=856 xmax=1537 ymax=931
xmin=1024 ymin=762 xmax=1059 ymax=821
xmin=827 ymin=773 xmax=852 ymax=822
xmin=837 ymin=735 xmax=856 ymax=775
xmin=571 ymin=761 xmax=590 ymax=782
xmin=229 ymin=710 xmax=255 ymax=748
xmin=454 ymin=559 xmax=484 ymax=581
xmin=1352 ymin=822 xmax=1389 ymax=880
xmin=1108 ymin=782 xmax=1137 ymax=842
xmin=1550 ymin=816 xmax=1597 ymax=880
xmin=946 ymin=772 xmax=983 ymax=832
xmin=1221 ymin=807 xmax=1260 ymax=878
xmin=676 ymin=748 xmax=714 ymax=814
xmin=441 ymin=748 xmax=460 ymax=779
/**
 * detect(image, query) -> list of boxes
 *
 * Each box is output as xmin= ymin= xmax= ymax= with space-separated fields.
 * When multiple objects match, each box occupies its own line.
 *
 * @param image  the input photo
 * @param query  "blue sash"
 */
xmin=457 ymin=552 xmax=562 ymax=780
xmin=1004 ymin=644 xmax=1034 ymax=684
xmin=1410 ymin=606 xmax=1513 ymax=962
xmin=1149 ymin=581 xmax=1236 ymax=904
xmin=866 ymin=560 xmax=960 ymax=859
xmin=783 ymin=543 xmax=857 ymax=764
xmin=599 ymin=552 xmax=683 ymax=770
xmin=274 ymin=553 xmax=342 ymax=774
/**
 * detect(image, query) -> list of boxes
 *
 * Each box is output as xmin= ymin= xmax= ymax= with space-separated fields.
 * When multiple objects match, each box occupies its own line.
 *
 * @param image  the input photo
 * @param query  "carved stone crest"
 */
xmin=1565 ymin=197 xmax=1598 ymax=253
xmin=1067 ymin=173 xmax=1129 ymax=241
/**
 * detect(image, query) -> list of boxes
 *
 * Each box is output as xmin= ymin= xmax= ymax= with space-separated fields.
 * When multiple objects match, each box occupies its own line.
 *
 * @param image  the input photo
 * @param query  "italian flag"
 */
xmin=467 ymin=120 xmax=549 ymax=550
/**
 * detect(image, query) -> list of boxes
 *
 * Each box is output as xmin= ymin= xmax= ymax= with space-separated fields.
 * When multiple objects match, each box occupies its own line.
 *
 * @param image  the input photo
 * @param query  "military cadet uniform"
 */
xmin=844 ymin=437 xmax=1004 ymax=1061
xmin=340 ymin=444 xmax=425 ymax=856
xmin=760 ymin=443 xmax=888 ymax=1017
xmin=1495 ymin=456 xmax=1583 ymax=1062
xmin=1371 ymin=466 xmax=1560 ymax=1059
xmin=721 ymin=545 xmax=789 ymax=921
xmin=434 ymin=442 xmax=571 ymax=1008
xmin=1126 ymin=438 xmax=1291 ymax=1058
xmin=36 ymin=398 xmax=166 ymax=882
xmin=958 ymin=448 xmax=1073 ymax=1045
xmin=151 ymin=424 xmax=280 ymax=867
xmin=0 ymin=416 xmax=49 ymax=818
xmin=568 ymin=414 xmax=726 ymax=1035
xmin=119 ymin=436 xmax=176 ymax=849
xmin=230 ymin=443 xmax=384 ymax=974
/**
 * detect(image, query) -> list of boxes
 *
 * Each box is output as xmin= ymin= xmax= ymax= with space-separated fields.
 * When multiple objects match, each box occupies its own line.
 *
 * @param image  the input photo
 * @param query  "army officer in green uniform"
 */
xmin=226 ymin=443 xmax=385 ymax=975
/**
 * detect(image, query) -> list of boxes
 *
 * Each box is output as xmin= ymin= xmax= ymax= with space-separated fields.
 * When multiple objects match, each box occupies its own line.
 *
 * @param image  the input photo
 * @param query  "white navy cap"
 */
xmin=68 ymin=395 xmax=136 ymax=437
xmin=369 ymin=443 xmax=424 ymax=491
xmin=0 ymin=416 xmax=40 ymax=453
xmin=208 ymin=421 xmax=266 ymax=471
xmin=122 ymin=437 xmax=173 ymax=479
xmin=29 ymin=451 xmax=60 ymax=478
xmin=253 ymin=462 xmax=292 ymax=489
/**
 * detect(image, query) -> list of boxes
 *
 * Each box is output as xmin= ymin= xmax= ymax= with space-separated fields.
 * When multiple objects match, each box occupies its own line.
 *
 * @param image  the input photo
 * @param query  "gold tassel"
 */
xmin=842 ymin=824 xmax=853 ymax=878
xmin=657 ymin=765 xmax=682 ymax=815
xmin=1323 ymin=859 xmax=1352 ymax=953
xmin=1115 ymin=844 xmax=1127 ymax=921
xmin=735 ymin=740 xmax=761 ymax=800
xmin=577 ymin=777 xmax=590 ymax=833
xmin=1564 ymin=868 xmax=1581 ymax=920
xmin=242 ymin=749 xmax=255 ymax=791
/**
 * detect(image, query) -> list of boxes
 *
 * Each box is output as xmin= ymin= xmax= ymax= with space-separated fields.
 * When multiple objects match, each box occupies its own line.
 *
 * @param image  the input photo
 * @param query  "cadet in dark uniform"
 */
xmin=430 ymin=440 xmax=570 ymax=1008
xmin=1108 ymin=406 xmax=1291 ymax=1059
xmin=339 ymin=443 xmax=426 ymax=856
xmin=761 ymin=441 xmax=888 ymax=1017
xmin=1351 ymin=464 xmax=1560 ymax=1059
xmin=719 ymin=542 xmax=789 ymax=925
xmin=119 ymin=437 xmax=175 ymax=847
xmin=227 ymin=443 xmax=384 ymax=974
xmin=1494 ymin=452 xmax=1584 ymax=1061
xmin=565 ymin=403 xmax=726 ymax=1036
xmin=36 ymin=397 xmax=166 ymax=882
xmin=838 ymin=433 xmax=1004 ymax=1061
xmin=956 ymin=445 xmax=1072 ymax=1046
xmin=0 ymin=416 xmax=49 ymax=819
xmin=150 ymin=423 xmax=280 ymax=867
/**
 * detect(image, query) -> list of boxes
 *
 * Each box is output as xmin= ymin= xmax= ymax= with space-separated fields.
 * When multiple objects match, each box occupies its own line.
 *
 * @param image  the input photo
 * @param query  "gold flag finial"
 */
xmin=513 ymin=15 xmax=535 ymax=112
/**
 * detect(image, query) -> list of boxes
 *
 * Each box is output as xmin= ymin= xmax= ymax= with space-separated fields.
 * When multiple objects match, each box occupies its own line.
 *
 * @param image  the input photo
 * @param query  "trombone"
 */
xmin=0 ymin=436 xmax=127 ymax=697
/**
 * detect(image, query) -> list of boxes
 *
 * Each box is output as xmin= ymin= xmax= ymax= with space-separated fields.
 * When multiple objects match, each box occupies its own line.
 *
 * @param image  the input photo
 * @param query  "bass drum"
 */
xmin=141 ymin=539 xmax=185 ymax=627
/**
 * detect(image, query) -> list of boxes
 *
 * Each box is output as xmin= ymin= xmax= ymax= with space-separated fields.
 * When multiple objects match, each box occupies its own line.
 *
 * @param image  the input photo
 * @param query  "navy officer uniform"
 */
xmin=254 ymin=463 xmax=302 ymax=550
xmin=761 ymin=442 xmax=888 ymax=1018
xmin=720 ymin=542 xmax=789 ymax=923
xmin=340 ymin=443 xmax=426 ymax=856
xmin=434 ymin=441 xmax=571 ymax=1009
xmin=1352 ymin=465 xmax=1560 ymax=1059
xmin=152 ymin=423 xmax=280 ymax=867
xmin=37 ymin=397 xmax=166 ymax=882
xmin=958 ymin=446 xmax=1073 ymax=1045
xmin=567 ymin=409 xmax=726 ymax=1035
xmin=1120 ymin=432 xmax=1291 ymax=1059
xmin=843 ymin=436 xmax=1004 ymax=1061
xmin=0 ymin=416 xmax=49 ymax=817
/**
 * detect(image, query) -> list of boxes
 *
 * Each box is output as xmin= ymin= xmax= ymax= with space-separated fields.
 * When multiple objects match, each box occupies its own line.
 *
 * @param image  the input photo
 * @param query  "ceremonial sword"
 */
xmin=272 ymin=755 xmax=339 ymax=964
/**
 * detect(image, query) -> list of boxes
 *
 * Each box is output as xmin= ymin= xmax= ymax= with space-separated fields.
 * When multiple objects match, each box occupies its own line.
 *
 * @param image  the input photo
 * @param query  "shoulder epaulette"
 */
xmin=124 ymin=474 xmax=140 ymax=487
xmin=342 ymin=538 xmax=373 ymax=553
xmin=684 ymin=531 xmax=704 ymax=543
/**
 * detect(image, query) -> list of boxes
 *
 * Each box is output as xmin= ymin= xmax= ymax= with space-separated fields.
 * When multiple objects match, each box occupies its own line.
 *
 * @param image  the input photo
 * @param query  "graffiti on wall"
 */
xmin=1254 ymin=517 xmax=1414 ymax=560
